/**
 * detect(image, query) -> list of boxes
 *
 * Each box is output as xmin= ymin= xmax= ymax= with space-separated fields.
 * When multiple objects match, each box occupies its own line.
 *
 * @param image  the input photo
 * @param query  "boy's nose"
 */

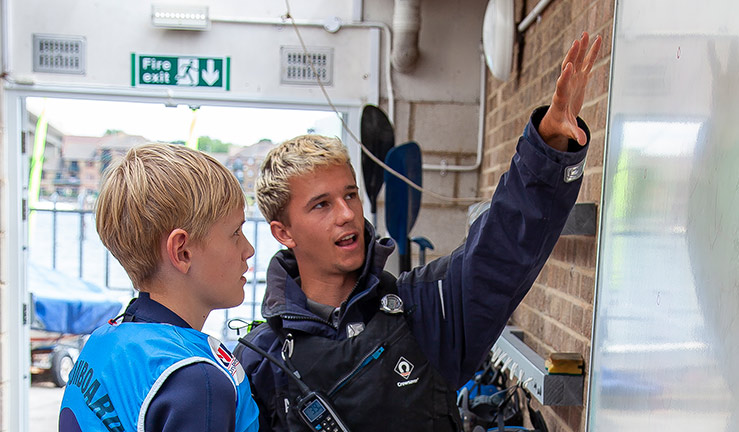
xmin=243 ymin=239 xmax=255 ymax=259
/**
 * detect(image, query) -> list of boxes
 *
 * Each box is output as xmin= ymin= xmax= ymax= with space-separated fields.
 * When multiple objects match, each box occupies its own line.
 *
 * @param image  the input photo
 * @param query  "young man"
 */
xmin=59 ymin=144 xmax=259 ymax=432
xmin=236 ymin=33 xmax=602 ymax=431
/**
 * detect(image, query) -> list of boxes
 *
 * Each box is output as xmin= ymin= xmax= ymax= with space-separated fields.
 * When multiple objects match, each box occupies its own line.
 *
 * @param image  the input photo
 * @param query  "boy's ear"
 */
xmin=269 ymin=220 xmax=296 ymax=249
xmin=165 ymin=229 xmax=192 ymax=274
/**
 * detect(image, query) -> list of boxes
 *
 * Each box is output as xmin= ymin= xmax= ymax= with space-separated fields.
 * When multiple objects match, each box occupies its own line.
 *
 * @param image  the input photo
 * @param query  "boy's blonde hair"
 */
xmin=256 ymin=134 xmax=354 ymax=222
xmin=95 ymin=143 xmax=245 ymax=288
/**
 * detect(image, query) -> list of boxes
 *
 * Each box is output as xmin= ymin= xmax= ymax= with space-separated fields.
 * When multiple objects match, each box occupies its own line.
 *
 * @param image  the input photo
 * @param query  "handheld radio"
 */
xmin=239 ymin=337 xmax=351 ymax=432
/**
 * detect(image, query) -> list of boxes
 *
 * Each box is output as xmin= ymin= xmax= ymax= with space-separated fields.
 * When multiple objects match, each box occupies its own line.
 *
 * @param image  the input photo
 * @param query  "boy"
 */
xmin=236 ymin=32 xmax=601 ymax=431
xmin=59 ymin=143 xmax=259 ymax=432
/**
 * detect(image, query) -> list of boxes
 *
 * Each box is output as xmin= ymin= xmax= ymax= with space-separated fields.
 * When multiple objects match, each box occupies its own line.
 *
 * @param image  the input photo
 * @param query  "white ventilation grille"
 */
xmin=280 ymin=46 xmax=333 ymax=85
xmin=33 ymin=34 xmax=86 ymax=74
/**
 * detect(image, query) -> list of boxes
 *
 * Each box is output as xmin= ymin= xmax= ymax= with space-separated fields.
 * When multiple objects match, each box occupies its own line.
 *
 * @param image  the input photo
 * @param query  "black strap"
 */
xmin=377 ymin=270 xmax=399 ymax=296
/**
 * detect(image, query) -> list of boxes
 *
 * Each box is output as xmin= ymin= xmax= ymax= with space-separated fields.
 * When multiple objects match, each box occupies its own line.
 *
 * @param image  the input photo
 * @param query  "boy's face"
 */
xmin=273 ymin=163 xmax=366 ymax=278
xmin=188 ymin=206 xmax=254 ymax=310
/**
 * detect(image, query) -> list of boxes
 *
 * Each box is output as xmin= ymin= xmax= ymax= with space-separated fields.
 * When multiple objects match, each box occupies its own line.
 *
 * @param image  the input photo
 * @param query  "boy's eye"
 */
xmin=345 ymin=192 xmax=357 ymax=200
xmin=313 ymin=201 xmax=327 ymax=210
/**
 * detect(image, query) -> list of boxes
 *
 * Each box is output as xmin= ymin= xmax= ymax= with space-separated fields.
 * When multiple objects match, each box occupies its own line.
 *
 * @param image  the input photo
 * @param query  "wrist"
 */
xmin=537 ymin=114 xmax=569 ymax=152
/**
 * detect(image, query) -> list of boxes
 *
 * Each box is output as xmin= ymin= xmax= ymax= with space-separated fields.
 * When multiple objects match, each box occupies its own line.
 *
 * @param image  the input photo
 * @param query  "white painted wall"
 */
xmin=366 ymin=0 xmax=488 ymax=270
xmin=8 ymin=1 xmax=378 ymax=105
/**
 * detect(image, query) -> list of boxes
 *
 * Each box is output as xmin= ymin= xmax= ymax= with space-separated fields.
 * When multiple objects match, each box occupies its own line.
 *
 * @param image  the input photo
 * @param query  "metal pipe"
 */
xmin=517 ymin=0 xmax=553 ymax=33
xmin=105 ymin=251 xmax=110 ymax=288
xmin=52 ymin=203 xmax=57 ymax=269
xmin=1 ymin=0 xmax=10 ymax=75
xmin=250 ymin=221 xmax=259 ymax=321
xmin=78 ymin=211 xmax=84 ymax=278
xmin=353 ymin=0 xmax=364 ymax=22
xmin=391 ymin=0 xmax=421 ymax=73
xmin=422 ymin=52 xmax=487 ymax=172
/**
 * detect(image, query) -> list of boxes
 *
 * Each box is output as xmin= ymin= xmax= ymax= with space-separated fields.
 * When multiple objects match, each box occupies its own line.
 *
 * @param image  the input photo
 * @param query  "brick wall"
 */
xmin=479 ymin=1 xmax=613 ymax=431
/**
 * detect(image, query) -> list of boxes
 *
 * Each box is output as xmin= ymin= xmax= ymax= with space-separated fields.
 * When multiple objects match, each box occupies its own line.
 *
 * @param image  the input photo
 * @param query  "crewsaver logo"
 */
xmin=394 ymin=357 xmax=414 ymax=379
xmin=207 ymin=336 xmax=246 ymax=384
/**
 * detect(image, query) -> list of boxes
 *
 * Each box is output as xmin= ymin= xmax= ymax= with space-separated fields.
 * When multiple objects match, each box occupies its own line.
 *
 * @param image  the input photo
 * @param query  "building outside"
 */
xmin=225 ymin=138 xmax=274 ymax=208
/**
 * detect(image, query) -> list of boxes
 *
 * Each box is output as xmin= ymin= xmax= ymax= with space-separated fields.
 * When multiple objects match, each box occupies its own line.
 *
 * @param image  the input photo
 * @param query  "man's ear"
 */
xmin=164 ymin=229 xmax=192 ymax=274
xmin=270 ymin=220 xmax=296 ymax=249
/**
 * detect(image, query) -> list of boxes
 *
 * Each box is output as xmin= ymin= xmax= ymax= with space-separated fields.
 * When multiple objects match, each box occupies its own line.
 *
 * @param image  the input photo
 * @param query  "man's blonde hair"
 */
xmin=256 ymin=134 xmax=354 ymax=222
xmin=96 ymin=143 xmax=245 ymax=288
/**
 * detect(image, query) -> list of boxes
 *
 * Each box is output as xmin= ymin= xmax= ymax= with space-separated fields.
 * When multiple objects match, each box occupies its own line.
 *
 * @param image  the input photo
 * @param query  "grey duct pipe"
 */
xmin=391 ymin=0 xmax=421 ymax=73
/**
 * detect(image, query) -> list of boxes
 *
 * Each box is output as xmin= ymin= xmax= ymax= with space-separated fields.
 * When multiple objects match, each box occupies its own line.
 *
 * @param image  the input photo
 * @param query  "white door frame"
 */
xmin=2 ymin=83 xmax=364 ymax=431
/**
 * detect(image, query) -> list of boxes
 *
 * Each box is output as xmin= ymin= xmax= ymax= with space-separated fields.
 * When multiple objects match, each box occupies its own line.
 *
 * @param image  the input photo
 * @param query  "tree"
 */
xmin=198 ymin=136 xmax=231 ymax=153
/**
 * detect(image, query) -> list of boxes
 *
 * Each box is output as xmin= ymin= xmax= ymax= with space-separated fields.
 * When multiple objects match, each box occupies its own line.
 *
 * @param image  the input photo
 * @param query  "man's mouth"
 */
xmin=335 ymin=233 xmax=357 ymax=247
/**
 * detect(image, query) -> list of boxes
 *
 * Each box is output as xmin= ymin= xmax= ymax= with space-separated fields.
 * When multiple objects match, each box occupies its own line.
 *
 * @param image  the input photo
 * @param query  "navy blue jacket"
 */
xmin=122 ymin=293 xmax=239 ymax=432
xmin=238 ymin=107 xmax=589 ymax=431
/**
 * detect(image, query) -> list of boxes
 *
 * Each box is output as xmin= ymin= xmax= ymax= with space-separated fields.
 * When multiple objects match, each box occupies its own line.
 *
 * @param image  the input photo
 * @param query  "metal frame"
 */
xmin=2 ymin=90 xmax=30 ymax=432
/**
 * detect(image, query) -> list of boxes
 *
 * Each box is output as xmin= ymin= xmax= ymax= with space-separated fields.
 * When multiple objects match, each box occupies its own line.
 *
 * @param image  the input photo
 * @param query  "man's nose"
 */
xmin=335 ymin=199 xmax=355 ymax=224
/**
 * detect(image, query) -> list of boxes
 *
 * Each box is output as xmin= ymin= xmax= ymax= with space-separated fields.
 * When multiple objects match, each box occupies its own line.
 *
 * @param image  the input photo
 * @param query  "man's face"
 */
xmin=272 ymin=164 xmax=366 ymax=278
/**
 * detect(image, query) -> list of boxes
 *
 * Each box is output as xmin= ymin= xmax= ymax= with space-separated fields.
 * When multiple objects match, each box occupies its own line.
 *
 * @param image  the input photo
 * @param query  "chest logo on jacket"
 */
xmin=394 ymin=357 xmax=414 ymax=379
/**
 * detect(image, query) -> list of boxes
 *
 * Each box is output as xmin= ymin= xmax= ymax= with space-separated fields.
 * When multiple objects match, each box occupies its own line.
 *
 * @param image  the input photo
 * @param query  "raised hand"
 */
xmin=538 ymin=32 xmax=602 ymax=151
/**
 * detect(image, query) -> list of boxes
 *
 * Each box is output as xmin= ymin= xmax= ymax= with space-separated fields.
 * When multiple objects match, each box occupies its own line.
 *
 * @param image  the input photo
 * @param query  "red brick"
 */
xmin=582 ymin=309 xmax=593 ymax=339
xmin=586 ymin=132 xmax=605 ymax=169
xmin=570 ymin=304 xmax=584 ymax=330
xmin=580 ymin=274 xmax=595 ymax=303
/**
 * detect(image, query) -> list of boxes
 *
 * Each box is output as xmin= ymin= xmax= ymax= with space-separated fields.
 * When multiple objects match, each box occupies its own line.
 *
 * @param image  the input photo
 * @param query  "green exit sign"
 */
xmin=131 ymin=54 xmax=230 ymax=90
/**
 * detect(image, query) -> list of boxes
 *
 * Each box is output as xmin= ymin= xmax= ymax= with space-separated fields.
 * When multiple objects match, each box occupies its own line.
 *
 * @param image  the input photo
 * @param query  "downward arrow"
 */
xmin=201 ymin=59 xmax=220 ymax=86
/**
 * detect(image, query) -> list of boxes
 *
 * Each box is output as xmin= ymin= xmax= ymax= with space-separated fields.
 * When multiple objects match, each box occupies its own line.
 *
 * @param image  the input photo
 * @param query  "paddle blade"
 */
xmin=360 ymin=105 xmax=395 ymax=212
xmin=384 ymin=141 xmax=422 ymax=256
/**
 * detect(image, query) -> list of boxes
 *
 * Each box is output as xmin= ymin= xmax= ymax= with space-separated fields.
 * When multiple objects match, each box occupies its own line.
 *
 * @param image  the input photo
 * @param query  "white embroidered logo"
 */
xmin=394 ymin=357 xmax=414 ymax=379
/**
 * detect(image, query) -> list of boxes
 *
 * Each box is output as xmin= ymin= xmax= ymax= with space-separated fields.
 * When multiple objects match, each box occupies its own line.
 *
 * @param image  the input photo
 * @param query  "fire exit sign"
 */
xmin=131 ymin=54 xmax=230 ymax=90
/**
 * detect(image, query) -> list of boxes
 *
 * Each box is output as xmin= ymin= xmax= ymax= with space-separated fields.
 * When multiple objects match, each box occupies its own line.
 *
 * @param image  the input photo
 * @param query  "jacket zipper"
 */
xmin=280 ymin=313 xmax=333 ymax=327
xmin=327 ymin=344 xmax=386 ymax=397
xmin=326 ymin=320 xmax=409 ymax=397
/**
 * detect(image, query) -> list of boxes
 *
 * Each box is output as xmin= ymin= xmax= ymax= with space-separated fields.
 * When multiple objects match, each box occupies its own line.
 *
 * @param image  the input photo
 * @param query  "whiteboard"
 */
xmin=588 ymin=1 xmax=739 ymax=430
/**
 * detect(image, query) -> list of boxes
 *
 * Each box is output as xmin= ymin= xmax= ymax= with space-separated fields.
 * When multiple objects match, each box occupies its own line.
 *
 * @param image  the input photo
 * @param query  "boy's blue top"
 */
xmin=60 ymin=293 xmax=259 ymax=432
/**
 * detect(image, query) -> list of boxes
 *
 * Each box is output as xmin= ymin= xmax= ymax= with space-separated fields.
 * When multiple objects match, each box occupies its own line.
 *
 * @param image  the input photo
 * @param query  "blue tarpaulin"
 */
xmin=28 ymin=263 xmax=127 ymax=335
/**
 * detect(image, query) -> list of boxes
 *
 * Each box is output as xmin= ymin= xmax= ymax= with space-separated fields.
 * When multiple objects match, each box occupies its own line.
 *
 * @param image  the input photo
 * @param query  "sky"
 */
xmin=25 ymin=97 xmax=343 ymax=147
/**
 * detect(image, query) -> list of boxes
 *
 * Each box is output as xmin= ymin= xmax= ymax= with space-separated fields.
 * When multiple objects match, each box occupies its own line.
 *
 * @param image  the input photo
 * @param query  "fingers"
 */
xmin=562 ymin=32 xmax=601 ymax=74
xmin=561 ymin=39 xmax=579 ymax=72
xmin=554 ymin=62 xmax=574 ymax=100
xmin=582 ymin=35 xmax=602 ymax=74
xmin=574 ymin=32 xmax=590 ymax=67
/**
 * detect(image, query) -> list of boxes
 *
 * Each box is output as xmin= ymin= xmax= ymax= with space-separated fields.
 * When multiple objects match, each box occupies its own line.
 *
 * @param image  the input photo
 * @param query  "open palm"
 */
xmin=539 ymin=32 xmax=602 ymax=151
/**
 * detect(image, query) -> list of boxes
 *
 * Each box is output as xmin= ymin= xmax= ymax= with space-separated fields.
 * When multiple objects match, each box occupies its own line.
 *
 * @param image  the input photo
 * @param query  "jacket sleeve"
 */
xmin=398 ymin=106 xmax=590 ymax=388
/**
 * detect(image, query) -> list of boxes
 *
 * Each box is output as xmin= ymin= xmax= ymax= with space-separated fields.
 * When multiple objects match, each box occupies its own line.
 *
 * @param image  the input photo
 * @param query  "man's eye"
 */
xmin=346 ymin=192 xmax=357 ymax=200
xmin=313 ymin=201 xmax=326 ymax=210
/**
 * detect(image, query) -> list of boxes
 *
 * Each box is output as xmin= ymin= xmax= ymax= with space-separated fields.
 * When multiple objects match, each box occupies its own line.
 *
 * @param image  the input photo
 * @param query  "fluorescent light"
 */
xmin=151 ymin=5 xmax=210 ymax=30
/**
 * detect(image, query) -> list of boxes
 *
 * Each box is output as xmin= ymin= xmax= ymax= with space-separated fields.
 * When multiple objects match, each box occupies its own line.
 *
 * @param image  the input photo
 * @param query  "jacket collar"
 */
xmin=261 ymin=220 xmax=395 ymax=321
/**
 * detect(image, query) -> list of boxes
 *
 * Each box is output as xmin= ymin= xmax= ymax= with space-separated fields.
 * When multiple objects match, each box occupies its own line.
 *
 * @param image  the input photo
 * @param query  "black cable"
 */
xmin=237 ymin=336 xmax=311 ymax=395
